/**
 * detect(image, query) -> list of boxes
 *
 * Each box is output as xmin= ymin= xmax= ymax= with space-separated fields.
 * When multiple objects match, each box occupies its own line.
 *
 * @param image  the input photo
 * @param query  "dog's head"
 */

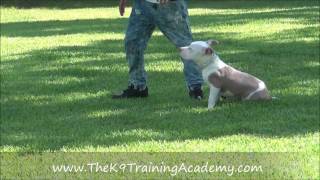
xmin=179 ymin=40 xmax=219 ymax=66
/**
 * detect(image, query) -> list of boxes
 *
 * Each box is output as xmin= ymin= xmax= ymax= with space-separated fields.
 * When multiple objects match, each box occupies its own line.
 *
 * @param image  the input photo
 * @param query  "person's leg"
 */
xmin=125 ymin=1 xmax=155 ymax=90
xmin=154 ymin=1 xmax=203 ymax=91
xmin=113 ymin=0 xmax=155 ymax=98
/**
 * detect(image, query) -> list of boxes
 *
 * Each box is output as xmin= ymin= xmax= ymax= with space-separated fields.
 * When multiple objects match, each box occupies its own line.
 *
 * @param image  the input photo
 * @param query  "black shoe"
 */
xmin=189 ymin=87 xmax=203 ymax=100
xmin=112 ymin=85 xmax=148 ymax=99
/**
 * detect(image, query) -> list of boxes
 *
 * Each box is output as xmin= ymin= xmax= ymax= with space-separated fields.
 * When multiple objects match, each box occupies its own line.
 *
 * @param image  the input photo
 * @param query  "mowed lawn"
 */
xmin=1 ymin=0 xmax=319 ymax=165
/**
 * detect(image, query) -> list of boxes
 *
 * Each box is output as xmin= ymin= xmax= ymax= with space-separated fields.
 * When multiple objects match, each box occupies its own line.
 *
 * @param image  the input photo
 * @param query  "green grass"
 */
xmin=0 ymin=0 xmax=319 ymax=178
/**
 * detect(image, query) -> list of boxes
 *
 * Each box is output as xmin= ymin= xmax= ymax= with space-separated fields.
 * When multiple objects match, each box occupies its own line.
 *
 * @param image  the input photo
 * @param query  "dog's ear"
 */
xmin=207 ymin=40 xmax=219 ymax=46
xmin=205 ymin=47 xmax=213 ymax=55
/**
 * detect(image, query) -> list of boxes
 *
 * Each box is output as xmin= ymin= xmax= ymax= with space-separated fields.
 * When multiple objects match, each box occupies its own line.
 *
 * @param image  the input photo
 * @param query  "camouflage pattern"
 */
xmin=125 ymin=0 xmax=203 ymax=90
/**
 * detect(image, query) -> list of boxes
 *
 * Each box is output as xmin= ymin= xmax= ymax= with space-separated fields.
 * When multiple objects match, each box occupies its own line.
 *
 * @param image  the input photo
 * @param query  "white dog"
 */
xmin=179 ymin=40 xmax=272 ymax=109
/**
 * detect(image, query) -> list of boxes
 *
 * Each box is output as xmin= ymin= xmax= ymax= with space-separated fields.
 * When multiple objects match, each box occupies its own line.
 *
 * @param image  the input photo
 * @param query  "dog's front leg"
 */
xmin=208 ymin=85 xmax=220 ymax=109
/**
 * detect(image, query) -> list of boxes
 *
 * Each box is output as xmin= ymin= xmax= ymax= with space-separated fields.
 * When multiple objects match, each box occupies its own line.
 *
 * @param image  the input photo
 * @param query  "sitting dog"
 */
xmin=179 ymin=40 xmax=272 ymax=109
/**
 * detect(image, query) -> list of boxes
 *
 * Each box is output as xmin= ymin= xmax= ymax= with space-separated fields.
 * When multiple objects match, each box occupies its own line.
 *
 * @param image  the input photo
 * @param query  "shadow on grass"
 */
xmin=1 ymin=18 xmax=128 ymax=37
xmin=1 ymin=2 xmax=319 ymax=151
xmin=1 ymin=5 xmax=318 ymax=38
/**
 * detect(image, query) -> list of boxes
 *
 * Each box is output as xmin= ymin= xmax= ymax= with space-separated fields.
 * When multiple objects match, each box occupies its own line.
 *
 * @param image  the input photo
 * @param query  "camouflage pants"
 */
xmin=125 ymin=0 xmax=203 ymax=90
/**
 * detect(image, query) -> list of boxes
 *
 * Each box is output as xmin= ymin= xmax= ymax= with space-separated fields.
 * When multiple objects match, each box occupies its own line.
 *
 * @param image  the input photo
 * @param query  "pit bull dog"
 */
xmin=179 ymin=40 xmax=272 ymax=109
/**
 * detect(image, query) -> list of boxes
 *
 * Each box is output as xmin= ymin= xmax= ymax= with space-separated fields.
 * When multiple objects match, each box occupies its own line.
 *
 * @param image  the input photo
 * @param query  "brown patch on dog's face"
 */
xmin=205 ymin=47 xmax=213 ymax=56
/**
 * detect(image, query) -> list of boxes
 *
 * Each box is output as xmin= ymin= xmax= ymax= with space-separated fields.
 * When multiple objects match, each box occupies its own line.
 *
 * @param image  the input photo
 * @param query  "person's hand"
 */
xmin=160 ymin=0 xmax=170 ymax=4
xmin=119 ymin=0 xmax=127 ymax=16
